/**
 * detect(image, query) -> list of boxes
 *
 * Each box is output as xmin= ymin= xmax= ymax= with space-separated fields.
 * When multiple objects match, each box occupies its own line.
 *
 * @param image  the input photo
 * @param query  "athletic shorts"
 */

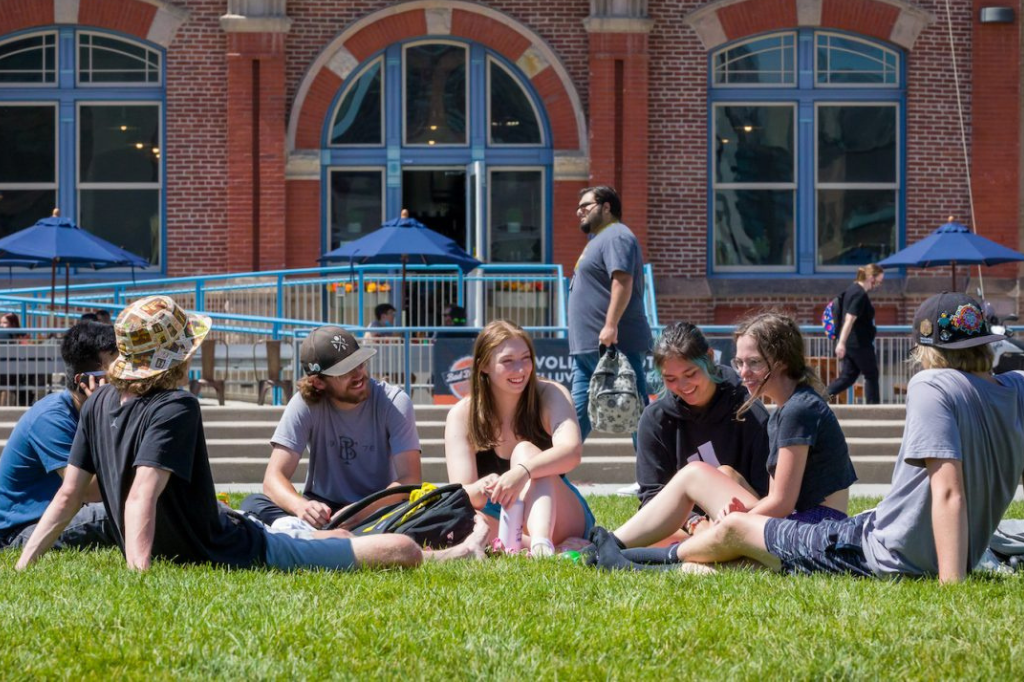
xmin=763 ymin=513 xmax=873 ymax=577
xmin=258 ymin=523 xmax=357 ymax=571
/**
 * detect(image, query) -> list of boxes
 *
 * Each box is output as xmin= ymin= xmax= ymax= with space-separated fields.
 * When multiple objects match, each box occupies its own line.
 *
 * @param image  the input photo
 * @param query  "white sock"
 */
xmin=531 ymin=538 xmax=556 ymax=558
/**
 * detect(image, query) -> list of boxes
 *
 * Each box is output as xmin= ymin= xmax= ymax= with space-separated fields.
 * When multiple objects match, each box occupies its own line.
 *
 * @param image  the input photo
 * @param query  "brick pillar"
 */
xmin=971 ymin=3 xmax=1021 ymax=284
xmin=221 ymin=3 xmax=292 ymax=272
xmin=583 ymin=8 xmax=654 ymax=252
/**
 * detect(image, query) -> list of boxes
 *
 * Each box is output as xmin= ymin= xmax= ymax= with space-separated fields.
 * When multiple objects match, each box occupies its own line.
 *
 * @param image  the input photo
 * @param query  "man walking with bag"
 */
xmin=568 ymin=186 xmax=652 ymax=440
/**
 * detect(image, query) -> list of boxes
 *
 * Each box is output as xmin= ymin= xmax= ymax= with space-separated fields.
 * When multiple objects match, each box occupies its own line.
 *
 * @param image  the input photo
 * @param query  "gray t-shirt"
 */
xmin=567 ymin=222 xmax=652 ymax=355
xmin=271 ymin=380 xmax=420 ymax=506
xmin=861 ymin=370 xmax=1024 ymax=577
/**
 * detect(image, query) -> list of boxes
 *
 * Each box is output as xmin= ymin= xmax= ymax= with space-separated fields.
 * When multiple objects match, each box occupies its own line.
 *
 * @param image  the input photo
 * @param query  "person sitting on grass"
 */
xmin=635 ymin=321 xmax=770 ymax=521
xmin=0 ymin=321 xmax=118 ymax=551
xmin=590 ymin=311 xmax=856 ymax=568
xmin=444 ymin=320 xmax=595 ymax=556
xmin=16 ymin=295 xmax=486 ymax=573
xmin=594 ymin=292 xmax=1024 ymax=583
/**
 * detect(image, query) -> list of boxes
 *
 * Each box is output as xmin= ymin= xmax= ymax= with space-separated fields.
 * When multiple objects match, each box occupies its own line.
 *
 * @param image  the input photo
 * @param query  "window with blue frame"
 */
xmin=710 ymin=30 xmax=903 ymax=273
xmin=0 ymin=29 xmax=163 ymax=268
xmin=324 ymin=40 xmax=551 ymax=263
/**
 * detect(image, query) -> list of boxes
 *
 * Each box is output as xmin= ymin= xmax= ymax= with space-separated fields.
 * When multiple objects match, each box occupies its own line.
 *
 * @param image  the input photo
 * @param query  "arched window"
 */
xmin=323 ymin=40 xmax=551 ymax=263
xmin=0 ymin=29 xmax=164 ymax=269
xmin=709 ymin=30 xmax=903 ymax=274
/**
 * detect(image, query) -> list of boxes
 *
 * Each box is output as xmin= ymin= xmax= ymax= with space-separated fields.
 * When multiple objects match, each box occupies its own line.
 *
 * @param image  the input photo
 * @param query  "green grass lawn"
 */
xmin=3 ymin=497 xmax=1024 ymax=680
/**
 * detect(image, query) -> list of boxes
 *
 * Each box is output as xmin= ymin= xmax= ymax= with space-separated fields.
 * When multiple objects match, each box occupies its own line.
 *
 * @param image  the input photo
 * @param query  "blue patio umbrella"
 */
xmin=878 ymin=217 xmax=1024 ymax=291
xmin=0 ymin=212 xmax=149 ymax=317
xmin=319 ymin=216 xmax=482 ymax=317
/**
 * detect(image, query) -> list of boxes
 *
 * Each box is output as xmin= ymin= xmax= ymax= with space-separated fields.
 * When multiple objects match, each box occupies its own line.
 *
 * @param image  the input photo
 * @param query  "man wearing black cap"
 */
xmin=591 ymin=293 xmax=1024 ymax=584
xmin=240 ymin=326 xmax=422 ymax=529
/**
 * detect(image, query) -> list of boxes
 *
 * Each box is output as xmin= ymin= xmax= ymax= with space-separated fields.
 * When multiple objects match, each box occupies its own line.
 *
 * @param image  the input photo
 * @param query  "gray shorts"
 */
xmin=257 ymin=523 xmax=357 ymax=571
xmin=763 ymin=513 xmax=873 ymax=577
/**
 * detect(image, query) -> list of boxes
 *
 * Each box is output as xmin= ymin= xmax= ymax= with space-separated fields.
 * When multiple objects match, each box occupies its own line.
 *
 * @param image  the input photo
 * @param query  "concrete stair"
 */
xmin=0 ymin=402 xmax=907 ymax=486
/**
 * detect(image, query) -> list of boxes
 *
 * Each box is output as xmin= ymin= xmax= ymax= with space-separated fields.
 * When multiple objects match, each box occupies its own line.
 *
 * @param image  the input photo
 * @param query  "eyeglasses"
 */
xmin=576 ymin=201 xmax=599 ymax=214
xmin=730 ymin=357 xmax=768 ymax=373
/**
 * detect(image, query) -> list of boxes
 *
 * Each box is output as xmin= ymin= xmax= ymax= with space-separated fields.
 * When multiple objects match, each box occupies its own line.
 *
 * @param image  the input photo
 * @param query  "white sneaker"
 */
xmin=530 ymin=538 xmax=556 ymax=558
xmin=616 ymin=482 xmax=641 ymax=497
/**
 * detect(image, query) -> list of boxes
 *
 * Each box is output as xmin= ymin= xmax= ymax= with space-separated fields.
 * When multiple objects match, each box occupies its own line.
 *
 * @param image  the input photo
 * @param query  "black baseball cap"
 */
xmin=300 ymin=326 xmax=377 ymax=376
xmin=913 ymin=292 xmax=1006 ymax=349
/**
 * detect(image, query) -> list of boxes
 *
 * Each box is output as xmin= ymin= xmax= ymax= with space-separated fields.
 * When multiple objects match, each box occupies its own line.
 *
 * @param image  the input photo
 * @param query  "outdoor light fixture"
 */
xmin=119 ymin=125 xmax=127 ymax=131
xmin=135 ymin=142 xmax=144 ymax=149
xmin=979 ymin=7 xmax=1014 ymax=23
xmin=742 ymin=125 xmax=753 ymax=132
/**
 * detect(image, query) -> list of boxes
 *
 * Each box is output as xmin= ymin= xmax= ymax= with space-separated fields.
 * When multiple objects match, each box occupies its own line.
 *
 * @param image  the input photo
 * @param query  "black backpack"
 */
xmin=324 ymin=483 xmax=476 ymax=549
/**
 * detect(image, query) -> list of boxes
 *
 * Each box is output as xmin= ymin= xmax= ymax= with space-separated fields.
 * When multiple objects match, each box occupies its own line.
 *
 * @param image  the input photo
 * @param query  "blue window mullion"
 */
xmin=469 ymin=44 xmax=485 ymax=161
xmin=797 ymin=99 xmax=815 ymax=274
xmin=385 ymin=46 xmax=403 ymax=217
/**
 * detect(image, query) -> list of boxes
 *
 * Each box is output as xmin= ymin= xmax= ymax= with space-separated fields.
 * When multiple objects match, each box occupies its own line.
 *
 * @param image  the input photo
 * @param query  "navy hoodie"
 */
xmin=636 ymin=378 xmax=771 ymax=507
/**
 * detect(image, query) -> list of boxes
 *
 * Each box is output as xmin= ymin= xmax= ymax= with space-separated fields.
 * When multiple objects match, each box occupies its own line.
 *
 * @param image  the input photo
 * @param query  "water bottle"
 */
xmin=497 ymin=500 xmax=524 ymax=552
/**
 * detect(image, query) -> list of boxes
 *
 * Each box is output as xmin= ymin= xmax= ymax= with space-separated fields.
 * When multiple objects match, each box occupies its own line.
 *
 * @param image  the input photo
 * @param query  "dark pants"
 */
xmin=1 ymin=503 xmax=118 ymax=550
xmin=826 ymin=344 xmax=880 ymax=404
xmin=240 ymin=492 xmax=341 ymax=526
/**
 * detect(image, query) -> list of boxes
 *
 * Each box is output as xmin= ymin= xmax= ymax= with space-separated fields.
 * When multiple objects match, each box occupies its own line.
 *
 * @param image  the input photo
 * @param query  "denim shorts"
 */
xmin=258 ymin=523 xmax=356 ymax=571
xmin=482 ymin=475 xmax=596 ymax=538
xmin=763 ymin=513 xmax=873 ymax=577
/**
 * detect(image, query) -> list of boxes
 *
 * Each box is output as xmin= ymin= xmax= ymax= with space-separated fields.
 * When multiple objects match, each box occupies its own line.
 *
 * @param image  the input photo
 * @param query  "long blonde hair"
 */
xmin=467 ymin=321 xmax=550 ymax=452
xmin=735 ymin=311 xmax=826 ymax=417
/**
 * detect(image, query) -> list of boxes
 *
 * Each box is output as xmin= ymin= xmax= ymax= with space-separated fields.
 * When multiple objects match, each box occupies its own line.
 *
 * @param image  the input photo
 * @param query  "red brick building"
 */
xmin=0 ymin=0 xmax=1019 ymax=324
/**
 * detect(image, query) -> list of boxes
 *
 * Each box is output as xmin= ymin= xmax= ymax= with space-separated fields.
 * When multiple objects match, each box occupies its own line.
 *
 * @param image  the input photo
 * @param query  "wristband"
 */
xmin=518 ymin=462 xmax=532 ymax=479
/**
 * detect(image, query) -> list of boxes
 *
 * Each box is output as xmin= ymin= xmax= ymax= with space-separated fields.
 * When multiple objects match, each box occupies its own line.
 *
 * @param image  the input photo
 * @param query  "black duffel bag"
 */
xmin=324 ymin=483 xmax=476 ymax=549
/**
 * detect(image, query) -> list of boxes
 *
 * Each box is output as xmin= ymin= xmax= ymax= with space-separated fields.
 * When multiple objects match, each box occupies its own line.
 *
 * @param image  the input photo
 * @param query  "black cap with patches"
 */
xmin=912 ymin=292 xmax=1006 ymax=349
xmin=300 ymin=326 xmax=377 ymax=376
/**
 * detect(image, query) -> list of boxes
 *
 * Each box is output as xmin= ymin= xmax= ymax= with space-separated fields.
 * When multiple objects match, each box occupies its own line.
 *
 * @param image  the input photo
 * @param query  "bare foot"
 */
xmin=679 ymin=561 xmax=717 ymax=575
xmin=424 ymin=516 xmax=489 ymax=562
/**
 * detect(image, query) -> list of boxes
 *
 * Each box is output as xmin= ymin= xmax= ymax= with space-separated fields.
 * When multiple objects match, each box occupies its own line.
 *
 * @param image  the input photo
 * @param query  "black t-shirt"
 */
xmin=840 ymin=283 xmax=876 ymax=348
xmin=69 ymin=386 xmax=266 ymax=567
xmin=636 ymin=378 xmax=771 ymax=507
xmin=766 ymin=384 xmax=857 ymax=512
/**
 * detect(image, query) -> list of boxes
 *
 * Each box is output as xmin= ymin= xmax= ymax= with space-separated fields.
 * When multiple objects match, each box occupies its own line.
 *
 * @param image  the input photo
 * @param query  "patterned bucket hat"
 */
xmin=109 ymin=295 xmax=212 ymax=381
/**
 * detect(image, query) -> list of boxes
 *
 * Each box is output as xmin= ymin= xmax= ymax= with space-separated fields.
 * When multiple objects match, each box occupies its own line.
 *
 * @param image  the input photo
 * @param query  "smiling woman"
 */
xmin=443 ymin=320 xmax=594 ymax=556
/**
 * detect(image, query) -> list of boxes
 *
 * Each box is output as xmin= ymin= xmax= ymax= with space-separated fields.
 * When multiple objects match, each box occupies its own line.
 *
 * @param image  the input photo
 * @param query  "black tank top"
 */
xmin=475 ymin=449 xmax=511 ymax=477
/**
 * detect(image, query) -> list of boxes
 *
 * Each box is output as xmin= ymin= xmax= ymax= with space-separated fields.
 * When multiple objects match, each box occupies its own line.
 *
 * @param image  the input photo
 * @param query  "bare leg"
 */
xmin=512 ymin=442 xmax=586 ymax=548
xmin=614 ymin=462 xmax=759 ymax=548
xmin=347 ymin=534 xmax=424 ymax=569
xmin=675 ymin=513 xmax=781 ymax=571
xmin=717 ymin=465 xmax=757 ymax=497
xmin=424 ymin=514 xmax=490 ymax=562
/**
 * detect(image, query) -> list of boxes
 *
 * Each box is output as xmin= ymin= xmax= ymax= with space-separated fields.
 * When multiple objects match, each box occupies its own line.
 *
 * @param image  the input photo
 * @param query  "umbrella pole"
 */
xmin=65 ymin=264 xmax=70 ymax=318
xmin=50 ymin=259 xmax=57 ymax=327
xmin=952 ymin=262 xmax=957 ymax=292
xmin=400 ymin=255 xmax=408 ymax=326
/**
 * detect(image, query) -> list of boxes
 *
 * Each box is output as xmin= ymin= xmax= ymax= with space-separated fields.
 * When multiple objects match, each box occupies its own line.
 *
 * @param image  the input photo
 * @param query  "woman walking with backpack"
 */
xmin=829 ymin=264 xmax=885 ymax=404
xmin=444 ymin=321 xmax=594 ymax=557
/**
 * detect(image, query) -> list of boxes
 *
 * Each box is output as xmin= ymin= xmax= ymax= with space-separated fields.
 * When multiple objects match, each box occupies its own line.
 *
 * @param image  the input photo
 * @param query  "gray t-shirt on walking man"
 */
xmin=860 ymin=369 xmax=1024 ymax=577
xmin=271 ymin=380 xmax=420 ymax=506
xmin=568 ymin=222 xmax=652 ymax=356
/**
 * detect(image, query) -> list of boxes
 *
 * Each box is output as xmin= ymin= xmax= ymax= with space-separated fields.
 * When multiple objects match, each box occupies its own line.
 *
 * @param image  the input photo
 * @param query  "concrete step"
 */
xmin=839 ymin=420 xmax=905 ymax=438
xmin=209 ymin=454 xmax=899 ymax=486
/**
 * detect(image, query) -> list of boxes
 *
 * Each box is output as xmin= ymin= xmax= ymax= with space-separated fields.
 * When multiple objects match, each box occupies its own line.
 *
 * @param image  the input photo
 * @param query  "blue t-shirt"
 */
xmin=0 ymin=391 xmax=78 ymax=535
